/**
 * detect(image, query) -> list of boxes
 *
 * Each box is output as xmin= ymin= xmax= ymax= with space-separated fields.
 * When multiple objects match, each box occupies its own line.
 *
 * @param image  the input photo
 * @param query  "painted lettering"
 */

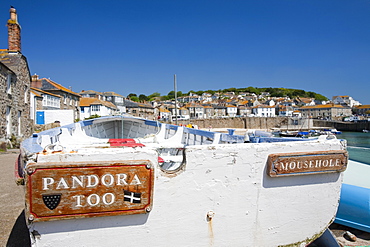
xmin=101 ymin=174 xmax=114 ymax=186
xmin=87 ymin=175 xmax=99 ymax=188
xmin=280 ymin=162 xmax=288 ymax=171
xmin=87 ymin=194 xmax=100 ymax=206
xmin=303 ymin=161 xmax=309 ymax=169
xmin=322 ymin=160 xmax=329 ymax=167
xmin=102 ymin=193 xmax=115 ymax=205
xmin=309 ymin=160 xmax=314 ymax=168
xmin=131 ymin=174 xmax=142 ymax=185
xmin=335 ymin=159 xmax=341 ymax=166
xmin=56 ymin=178 xmax=69 ymax=189
xmin=329 ymin=159 xmax=334 ymax=167
xmin=72 ymin=195 xmax=84 ymax=207
xmin=297 ymin=161 xmax=302 ymax=169
xmin=116 ymin=173 xmax=128 ymax=185
xmin=42 ymin=177 xmax=54 ymax=190
xmin=289 ymin=162 xmax=296 ymax=170
xmin=72 ymin=175 xmax=85 ymax=188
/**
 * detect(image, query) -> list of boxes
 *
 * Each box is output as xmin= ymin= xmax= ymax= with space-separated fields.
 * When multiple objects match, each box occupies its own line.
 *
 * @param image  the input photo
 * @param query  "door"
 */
xmin=36 ymin=111 xmax=45 ymax=124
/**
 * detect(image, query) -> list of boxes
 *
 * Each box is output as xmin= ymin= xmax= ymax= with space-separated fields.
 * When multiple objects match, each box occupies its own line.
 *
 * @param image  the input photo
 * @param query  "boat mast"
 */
xmin=174 ymin=74 xmax=178 ymax=125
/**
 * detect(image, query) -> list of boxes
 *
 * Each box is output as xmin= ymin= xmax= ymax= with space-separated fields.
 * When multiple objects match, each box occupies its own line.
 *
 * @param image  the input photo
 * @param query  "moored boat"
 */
xmin=335 ymin=159 xmax=370 ymax=233
xmin=17 ymin=116 xmax=348 ymax=246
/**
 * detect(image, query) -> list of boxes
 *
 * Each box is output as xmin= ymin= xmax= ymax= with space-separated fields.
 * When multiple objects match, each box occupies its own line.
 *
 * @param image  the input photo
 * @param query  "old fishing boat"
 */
xmin=17 ymin=116 xmax=348 ymax=246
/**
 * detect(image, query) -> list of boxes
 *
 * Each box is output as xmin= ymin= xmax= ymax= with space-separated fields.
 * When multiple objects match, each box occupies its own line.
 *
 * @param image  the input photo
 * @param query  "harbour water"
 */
xmin=339 ymin=131 xmax=370 ymax=165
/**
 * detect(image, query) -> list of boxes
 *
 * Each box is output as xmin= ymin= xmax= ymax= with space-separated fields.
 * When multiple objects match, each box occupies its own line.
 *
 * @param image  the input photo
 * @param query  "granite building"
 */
xmin=0 ymin=7 xmax=32 ymax=148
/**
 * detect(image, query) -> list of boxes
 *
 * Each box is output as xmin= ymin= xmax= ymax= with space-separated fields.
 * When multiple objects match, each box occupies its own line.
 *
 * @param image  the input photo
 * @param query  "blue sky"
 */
xmin=1 ymin=1 xmax=370 ymax=104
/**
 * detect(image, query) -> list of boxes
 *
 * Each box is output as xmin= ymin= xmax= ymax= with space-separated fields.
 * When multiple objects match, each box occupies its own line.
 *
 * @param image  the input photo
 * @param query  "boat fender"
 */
xmin=244 ymin=132 xmax=250 ymax=143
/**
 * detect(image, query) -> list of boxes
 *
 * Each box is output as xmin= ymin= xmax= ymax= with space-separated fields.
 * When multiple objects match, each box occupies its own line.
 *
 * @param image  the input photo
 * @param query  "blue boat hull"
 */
xmin=335 ymin=161 xmax=370 ymax=233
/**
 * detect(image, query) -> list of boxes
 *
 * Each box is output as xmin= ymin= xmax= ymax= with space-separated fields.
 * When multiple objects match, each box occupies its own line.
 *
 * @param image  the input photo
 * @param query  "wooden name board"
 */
xmin=25 ymin=160 xmax=154 ymax=222
xmin=267 ymin=150 xmax=348 ymax=177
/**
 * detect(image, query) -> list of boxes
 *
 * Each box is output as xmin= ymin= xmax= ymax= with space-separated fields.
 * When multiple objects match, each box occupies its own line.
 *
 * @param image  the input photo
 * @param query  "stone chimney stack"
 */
xmin=7 ymin=6 xmax=21 ymax=52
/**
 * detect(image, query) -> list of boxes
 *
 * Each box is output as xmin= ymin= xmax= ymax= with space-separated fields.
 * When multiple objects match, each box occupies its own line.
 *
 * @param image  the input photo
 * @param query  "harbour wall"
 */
xmin=175 ymin=117 xmax=369 ymax=132
xmin=176 ymin=117 xmax=290 ymax=130
xmin=313 ymin=120 xmax=370 ymax=132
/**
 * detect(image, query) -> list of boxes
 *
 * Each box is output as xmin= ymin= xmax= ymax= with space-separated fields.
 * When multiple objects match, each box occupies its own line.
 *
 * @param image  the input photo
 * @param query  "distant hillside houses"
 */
xmin=31 ymin=83 xmax=367 ymax=122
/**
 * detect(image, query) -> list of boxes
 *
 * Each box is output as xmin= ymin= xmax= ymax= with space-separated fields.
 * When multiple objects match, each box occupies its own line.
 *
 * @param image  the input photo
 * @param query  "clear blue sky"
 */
xmin=1 ymin=1 xmax=369 ymax=104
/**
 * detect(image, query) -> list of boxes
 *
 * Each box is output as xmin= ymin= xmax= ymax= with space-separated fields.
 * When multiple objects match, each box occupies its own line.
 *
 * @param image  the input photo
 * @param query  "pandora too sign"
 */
xmin=25 ymin=161 xmax=154 ymax=222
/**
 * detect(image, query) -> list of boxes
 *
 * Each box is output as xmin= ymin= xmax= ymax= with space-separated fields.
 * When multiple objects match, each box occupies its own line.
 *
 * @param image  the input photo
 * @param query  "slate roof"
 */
xmin=354 ymin=104 xmax=370 ymax=109
xmin=31 ymin=87 xmax=61 ymax=98
xmin=39 ymin=78 xmax=81 ymax=97
xmin=80 ymin=98 xmax=118 ymax=110
xmin=300 ymin=104 xmax=348 ymax=109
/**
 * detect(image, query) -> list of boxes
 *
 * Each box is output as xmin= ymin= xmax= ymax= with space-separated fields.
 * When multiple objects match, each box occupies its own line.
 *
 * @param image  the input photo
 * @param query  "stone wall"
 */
xmin=314 ymin=120 xmax=370 ymax=132
xmin=0 ymin=54 xmax=32 ymax=148
xmin=173 ymin=117 xmax=369 ymax=132
xmin=174 ymin=117 xmax=289 ymax=130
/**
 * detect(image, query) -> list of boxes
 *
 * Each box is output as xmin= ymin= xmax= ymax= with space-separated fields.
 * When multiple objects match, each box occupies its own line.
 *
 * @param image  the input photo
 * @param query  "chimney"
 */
xmin=7 ymin=6 xmax=21 ymax=52
xmin=31 ymin=74 xmax=42 ymax=88
xmin=31 ymin=74 xmax=39 ymax=82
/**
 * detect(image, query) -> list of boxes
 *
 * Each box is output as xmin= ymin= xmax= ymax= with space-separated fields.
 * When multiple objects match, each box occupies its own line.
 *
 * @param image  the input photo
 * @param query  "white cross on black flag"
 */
xmin=123 ymin=190 xmax=141 ymax=203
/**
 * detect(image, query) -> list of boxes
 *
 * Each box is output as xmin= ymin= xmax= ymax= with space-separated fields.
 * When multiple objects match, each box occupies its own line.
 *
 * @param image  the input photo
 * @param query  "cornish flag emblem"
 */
xmin=42 ymin=194 xmax=62 ymax=210
xmin=123 ymin=190 xmax=141 ymax=203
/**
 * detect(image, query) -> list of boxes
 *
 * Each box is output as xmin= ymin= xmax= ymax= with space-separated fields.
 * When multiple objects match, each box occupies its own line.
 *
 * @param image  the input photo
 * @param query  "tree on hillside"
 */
xmin=139 ymin=94 xmax=148 ymax=102
xmin=128 ymin=93 xmax=137 ymax=99
xmin=130 ymin=96 xmax=139 ymax=102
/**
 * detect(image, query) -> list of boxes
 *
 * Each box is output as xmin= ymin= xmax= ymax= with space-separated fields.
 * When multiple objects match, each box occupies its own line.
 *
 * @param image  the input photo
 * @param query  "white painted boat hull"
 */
xmin=19 ymin=117 xmax=347 ymax=246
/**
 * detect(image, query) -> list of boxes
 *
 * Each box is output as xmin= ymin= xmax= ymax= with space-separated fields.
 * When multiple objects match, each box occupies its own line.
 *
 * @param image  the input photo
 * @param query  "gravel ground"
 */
xmin=1 ymin=150 xmax=369 ymax=247
xmin=0 ymin=150 xmax=30 ymax=247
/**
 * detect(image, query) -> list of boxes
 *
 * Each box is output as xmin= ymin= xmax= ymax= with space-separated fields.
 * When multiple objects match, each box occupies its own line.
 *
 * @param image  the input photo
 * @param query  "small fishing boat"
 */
xmin=17 ymin=116 xmax=348 ymax=246
xmin=335 ymin=159 xmax=370 ymax=233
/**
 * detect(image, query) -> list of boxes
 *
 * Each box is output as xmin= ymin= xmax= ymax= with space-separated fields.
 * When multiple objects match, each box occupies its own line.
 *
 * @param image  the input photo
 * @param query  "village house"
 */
xmin=125 ymin=100 xmax=155 ymax=119
xmin=277 ymin=105 xmax=294 ymax=117
xmin=226 ymin=105 xmax=237 ymax=117
xmin=203 ymin=105 xmax=214 ymax=118
xmin=0 ymin=7 xmax=32 ymax=147
xmin=294 ymin=97 xmax=316 ymax=107
xmin=299 ymin=104 xmax=352 ymax=120
xmin=332 ymin=95 xmax=361 ymax=107
xmin=237 ymin=105 xmax=251 ymax=117
xmin=80 ymin=90 xmax=126 ymax=114
xmin=80 ymin=90 xmax=105 ymax=100
xmin=186 ymin=103 xmax=204 ymax=118
xmin=103 ymin=92 xmax=126 ymax=113
xmin=158 ymin=107 xmax=171 ymax=120
xmin=212 ymin=105 xmax=227 ymax=118
xmin=252 ymin=105 xmax=276 ymax=117
xmin=80 ymin=98 xmax=118 ymax=120
xmin=178 ymin=107 xmax=190 ymax=119
xmin=30 ymin=87 xmax=62 ymax=124
xmin=31 ymin=75 xmax=81 ymax=121
xmin=352 ymin=105 xmax=370 ymax=116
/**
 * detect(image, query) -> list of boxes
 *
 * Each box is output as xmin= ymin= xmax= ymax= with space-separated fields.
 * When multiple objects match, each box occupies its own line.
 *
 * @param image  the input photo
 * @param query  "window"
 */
xmin=42 ymin=94 xmax=60 ymax=108
xmin=91 ymin=105 xmax=100 ymax=112
xmin=6 ymin=107 xmax=11 ymax=137
xmin=24 ymin=86 xmax=28 ymax=103
xmin=6 ymin=74 xmax=12 ymax=94
xmin=81 ymin=107 xmax=85 ymax=113
xmin=18 ymin=111 xmax=21 ymax=136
